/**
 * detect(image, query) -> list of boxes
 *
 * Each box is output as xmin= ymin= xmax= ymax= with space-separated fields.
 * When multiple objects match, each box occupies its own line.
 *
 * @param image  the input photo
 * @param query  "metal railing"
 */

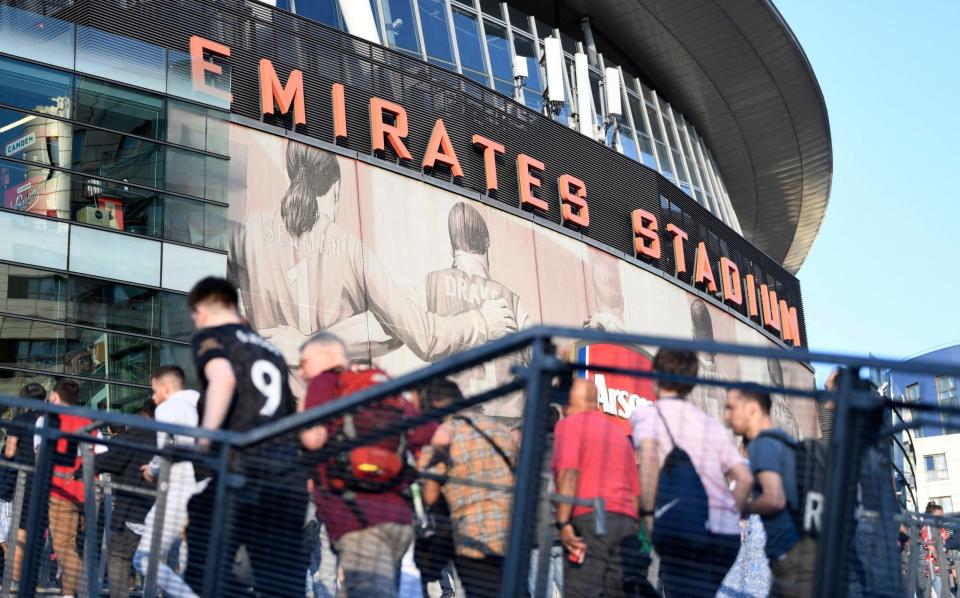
xmin=0 ymin=326 xmax=958 ymax=597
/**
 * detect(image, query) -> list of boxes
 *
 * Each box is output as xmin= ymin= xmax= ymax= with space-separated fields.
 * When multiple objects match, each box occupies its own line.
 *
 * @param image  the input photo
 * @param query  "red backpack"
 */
xmin=325 ymin=368 xmax=410 ymax=493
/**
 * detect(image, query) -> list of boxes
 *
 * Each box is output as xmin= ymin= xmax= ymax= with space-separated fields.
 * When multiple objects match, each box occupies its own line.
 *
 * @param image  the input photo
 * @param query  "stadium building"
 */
xmin=0 ymin=0 xmax=830 ymax=433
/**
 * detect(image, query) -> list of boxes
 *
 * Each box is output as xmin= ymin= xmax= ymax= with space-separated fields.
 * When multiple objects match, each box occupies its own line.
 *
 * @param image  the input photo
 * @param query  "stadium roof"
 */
xmin=514 ymin=0 xmax=832 ymax=273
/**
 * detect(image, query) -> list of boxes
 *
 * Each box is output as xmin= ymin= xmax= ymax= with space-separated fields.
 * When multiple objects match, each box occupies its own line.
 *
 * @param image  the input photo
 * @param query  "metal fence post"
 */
xmin=143 ymin=457 xmax=172 ymax=598
xmin=815 ymin=370 xmax=858 ymax=597
xmin=19 ymin=417 xmax=59 ymax=598
xmin=502 ymin=335 xmax=555 ymax=598
xmin=1 ymin=468 xmax=27 ymax=595
xmin=82 ymin=442 xmax=98 ymax=598
xmin=98 ymin=475 xmax=112 ymax=592
xmin=202 ymin=444 xmax=234 ymax=597
xmin=905 ymin=518 xmax=920 ymax=595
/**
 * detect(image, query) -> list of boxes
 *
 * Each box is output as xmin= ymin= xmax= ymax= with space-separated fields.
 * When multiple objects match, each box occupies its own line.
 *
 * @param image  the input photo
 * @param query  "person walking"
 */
xmin=134 ymin=365 xmax=201 ymax=597
xmin=418 ymin=399 xmax=517 ymax=598
xmin=93 ymin=402 xmax=157 ymax=598
xmin=299 ymin=332 xmax=424 ymax=598
xmin=1 ymin=383 xmax=45 ymax=586
xmin=183 ymin=277 xmax=308 ymax=597
xmin=725 ymin=388 xmax=813 ymax=598
xmin=631 ymin=349 xmax=752 ymax=597
xmin=553 ymin=379 xmax=653 ymax=597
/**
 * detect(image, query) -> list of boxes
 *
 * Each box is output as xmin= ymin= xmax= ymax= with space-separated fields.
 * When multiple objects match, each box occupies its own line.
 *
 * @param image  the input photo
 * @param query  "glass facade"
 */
xmin=0 ymin=5 xmax=227 ymax=409
xmin=274 ymin=0 xmax=740 ymax=229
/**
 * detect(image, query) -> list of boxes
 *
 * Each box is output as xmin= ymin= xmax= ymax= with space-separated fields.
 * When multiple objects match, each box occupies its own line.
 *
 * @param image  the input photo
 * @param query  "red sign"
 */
xmin=577 ymin=343 xmax=655 ymax=422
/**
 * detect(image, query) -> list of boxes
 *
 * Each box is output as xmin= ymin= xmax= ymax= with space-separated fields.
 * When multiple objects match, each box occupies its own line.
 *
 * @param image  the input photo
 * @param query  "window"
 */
xmin=68 ymin=225 xmax=161 ymax=287
xmin=294 ymin=0 xmax=341 ymax=28
xmin=75 ymin=78 xmax=164 ymax=140
xmin=0 ymin=211 xmax=69 ymax=270
xmin=75 ymin=26 xmax=167 ymax=93
xmin=906 ymin=383 xmax=920 ymax=402
xmin=0 ymin=263 xmax=192 ymax=341
xmin=381 ymin=0 xmax=420 ymax=56
xmin=512 ymin=35 xmax=542 ymax=111
xmin=418 ymin=0 xmax=455 ymax=68
xmin=932 ymin=496 xmax=954 ymax=513
xmin=484 ymin=21 xmax=512 ymax=93
xmin=0 ymin=56 xmax=74 ymax=119
xmin=937 ymin=376 xmax=958 ymax=406
xmin=0 ymin=4 xmax=76 ymax=70
xmin=926 ymin=454 xmax=949 ymax=481
xmin=452 ymin=8 xmax=488 ymax=85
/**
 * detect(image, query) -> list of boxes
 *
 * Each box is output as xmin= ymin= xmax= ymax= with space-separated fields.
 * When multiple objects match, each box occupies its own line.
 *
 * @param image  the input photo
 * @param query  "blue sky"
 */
xmin=774 ymin=0 xmax=960 ymax=366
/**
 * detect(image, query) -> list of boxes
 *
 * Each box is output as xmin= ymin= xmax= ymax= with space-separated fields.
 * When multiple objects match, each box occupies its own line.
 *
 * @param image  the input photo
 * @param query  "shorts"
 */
xmin=0 ymin=500 xmax=11 ymax=543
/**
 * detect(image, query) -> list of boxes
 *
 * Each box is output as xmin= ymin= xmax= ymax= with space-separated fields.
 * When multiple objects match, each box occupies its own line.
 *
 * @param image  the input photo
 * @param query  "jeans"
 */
xmin=48 ymin=497 xmax=82 ymax=596
xmin=453 ymin=554 xmax=506 ymax=598
xmin=332 ymin=523 xmax=413 ymax=598
xmin=107 ymin=525 xmax=140 ymax=598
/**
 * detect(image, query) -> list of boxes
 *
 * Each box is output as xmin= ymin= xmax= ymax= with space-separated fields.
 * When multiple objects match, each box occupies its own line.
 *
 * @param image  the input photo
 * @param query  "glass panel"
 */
xmin=204 ymin=203 xmax=227 ymax=251
xmin=645 ymin=105 xmax=666 ymax=144
xmin=161 ymin=243 xmax=227 ymax=293
xmin=0 ymin=211 xmax=69 ymax=270
xmin=655 ymin=141 xmax=672 ymax=179
xmin=71 ymin=175 xmax=162 ymax=237
xmin=492 ymin=78 xmax=513 ymax=98
xmin=638 ymin=133 xmax=657 ymax=170
xmin=72 ymin=125 xmax=162 ymax=190
xmin=484 ymin=21 xmax=512 ymax=84
xmin=418 ymin=0 xmax=455 ymax=66
xmin=76 ymin=77 xmax=164 ymax=140
xmin=0 ymin=5 xmax=75 ymax=70
xmin=295 ymin=0 xmax=340 ymax=28
xmin=452 ymin=8 xmax=487 ymax=80
xmin=75 ymin=26 xmax=166 ymax=93
xmin=513 ymin=36 xmax=542 ymax=92
xmin=163 ymin=195 xmax=207 ymax=247
xmin=165 ymin=147 xmax=228 ymax=203
xmin=160 ymin=291 xmax=192 ymax=342
xmin=166 ymin=100 xmax=230 ymax=155
xmin=479 ymin=0 xmax=502 ymax=18
xmin=68 ymin=225 xmax=161 ymax=287
xmin=382 ymin=0 xmax=420 ymax=55
xmin=0 ymin=56 xmax=73 ymax=118
xmin=508 ymin=6 xmax=530 ymax=33
xmin=0 ymin=314 xmax=190 ymax=386
xmin=534 ymin=19 xmax=553 ymax=39
xmin=589 ymin=69 xmax=603 ymax=126
xmin=672 ymin=149 xmax=689 ymax=185
xmin=166 ymin=49 xmax=232 ymax=110
xmin=0 ymin=263 xmax=191 ymax=341
xmin=618 ymin=126 xmax=639 ymax=161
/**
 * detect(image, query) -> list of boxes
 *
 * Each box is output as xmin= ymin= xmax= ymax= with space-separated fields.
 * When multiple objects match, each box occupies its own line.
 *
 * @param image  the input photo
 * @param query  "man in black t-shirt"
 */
xmin=183 ymin=277 xmax=307 ymax=598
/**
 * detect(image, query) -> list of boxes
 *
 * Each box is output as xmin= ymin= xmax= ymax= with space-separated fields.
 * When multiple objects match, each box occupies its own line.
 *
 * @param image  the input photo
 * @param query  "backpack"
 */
xmin=324 ymin=368 xmax=409 ymax=494
xmin=758 ymin=431 xmax=827 ymax=538
xmin=650 ymin=405 xmax=711 ymax=558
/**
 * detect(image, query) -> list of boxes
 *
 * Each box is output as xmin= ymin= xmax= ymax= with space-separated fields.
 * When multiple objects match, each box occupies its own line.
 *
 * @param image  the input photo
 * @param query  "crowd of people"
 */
xmin=0 ymin=276 xmax=852 ymax=598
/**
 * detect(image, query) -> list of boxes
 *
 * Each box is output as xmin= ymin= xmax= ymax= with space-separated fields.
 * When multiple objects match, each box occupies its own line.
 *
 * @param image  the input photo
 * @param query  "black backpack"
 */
xmin=758 ymin=431 xmax=827 ymax=538
xmin=651 ymin=405 xmax=711 ymax=558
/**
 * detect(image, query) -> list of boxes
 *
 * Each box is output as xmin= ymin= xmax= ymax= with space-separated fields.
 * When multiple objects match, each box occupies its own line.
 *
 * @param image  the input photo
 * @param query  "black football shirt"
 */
xmin=192 ymin=323 xmax=296 ymax=433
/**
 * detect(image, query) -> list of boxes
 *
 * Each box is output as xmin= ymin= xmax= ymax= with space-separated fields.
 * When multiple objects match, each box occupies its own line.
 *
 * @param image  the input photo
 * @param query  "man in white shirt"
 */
xmin=133 ymin=366 xmax=201 ymax=598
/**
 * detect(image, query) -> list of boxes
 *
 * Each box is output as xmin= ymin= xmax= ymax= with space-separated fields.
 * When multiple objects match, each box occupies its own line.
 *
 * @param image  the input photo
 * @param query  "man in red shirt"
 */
xmin=42 ymin=379 xmax=96 ymax=598
xmin=552 ymin=378 xmax=643 ymax=597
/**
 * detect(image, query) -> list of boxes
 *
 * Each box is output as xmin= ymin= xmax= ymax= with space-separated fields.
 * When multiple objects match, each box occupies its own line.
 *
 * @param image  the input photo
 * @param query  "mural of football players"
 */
xmin=767 ymin=357 xmax=801 ymax=439
xmin=416 ymin=201 xmax=531 ymax=414
xmin=228 ymin=141 xmax=516 ymax=378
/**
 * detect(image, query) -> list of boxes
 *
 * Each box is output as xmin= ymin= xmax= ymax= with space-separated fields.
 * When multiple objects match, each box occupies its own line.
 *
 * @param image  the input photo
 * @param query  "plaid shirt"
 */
xmin=418 ymin=415 xmax=515 ymax=559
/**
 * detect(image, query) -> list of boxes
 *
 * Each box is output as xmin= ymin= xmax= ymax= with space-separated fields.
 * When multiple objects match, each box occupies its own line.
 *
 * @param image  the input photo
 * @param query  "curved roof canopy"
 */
xmin=515 ymin=0 xmax=832 ymax=273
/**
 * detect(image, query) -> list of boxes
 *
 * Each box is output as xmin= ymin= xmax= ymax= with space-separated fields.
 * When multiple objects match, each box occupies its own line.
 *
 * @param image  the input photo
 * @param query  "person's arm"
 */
xmin=417 ymin=443 xmax=446 ymax=507
xmin=728 ymin=463 xmax=756 ymax=514
xmin=637 ymin=437 xmax=660 ymax=524
xmin=299 ymin=373 xmax=337 ymax=451
xmin=200 ymin=358 xmax=236 ymax=433
xmin=4 ymin=435 xmax=17 ymax=459
xmin=357 ymin=240 xmax=515 ymax=361
xmin=555 ymin=468 xmax=587 ymax=554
